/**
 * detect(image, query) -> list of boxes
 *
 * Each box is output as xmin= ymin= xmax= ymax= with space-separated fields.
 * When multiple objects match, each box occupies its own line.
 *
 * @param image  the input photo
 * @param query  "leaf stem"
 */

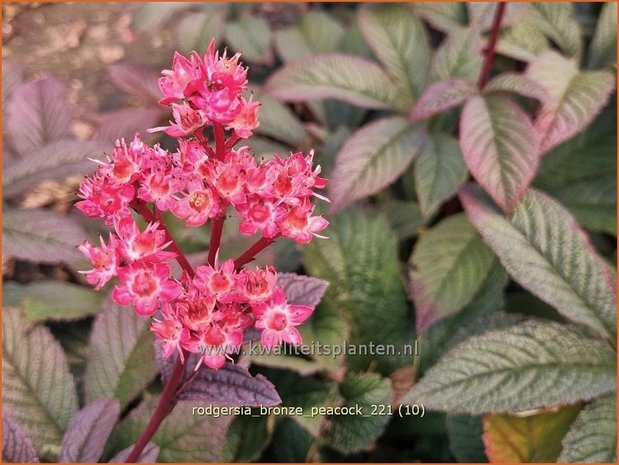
xmin=477 ymin=2 xmax=507 ymax=89
xmin=233 ymin=234 xmax=280 ymax=270
xmin=124 ymin=355 xmax=185 ymax=463
xmin=214 ymin=123 xmax=226 ymax=160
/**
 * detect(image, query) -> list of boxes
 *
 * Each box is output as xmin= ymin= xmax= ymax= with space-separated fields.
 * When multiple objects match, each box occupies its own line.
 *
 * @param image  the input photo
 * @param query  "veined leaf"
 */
xmin=359 ymin=3 xmax=430 ymax=104
xmin=528 ymin=3 xmax=583 ymax=59
xmin=2 ymin=308 xmax=78 ymax=459
xmin=59 ymin=399 xmax=120 ymax=462
xmin=414 ymin=133 xmax=468 ymax=217
xmin=108 ymin=63 xmax=162 ymax=103
xmin=84 ymin=297 xmax=158 ymax=409
xmin=254 ymin=95 xmax=307 ymax=147
xmin=527 ymin=51 xmax=616 ymax=155
xmin=109 ymin=442 xmax=159 ymax=463
xmin=497 ymin=13 xmax=550 ymax=62
xmin=277 ymin=273 xmax=329 ymax=308
xmin=225 ymin=16 xmax=272 ymax=64
xmin=460 ymin=95 xmax=538 ymax=212
xmin=94 ymin=107 xmax=163 ymax=145
xmin=410 ymin=78 xmax=477 ymax=122
xmin=483 ymin=405 xmax=581 ymax=462
xmin=483 ymin=73 xmax=549 ymax=103
xmin=383 ymin=200 xmax=424 ymax=240
xmin=3 ymin=208 xmax=88 ymax=265
xmin=412 ymin=3 xmax=467 ymax=33
xmin=264 ymin=54 xmax=401 ymax=111
xmin=177 ymin=7 xmax=227 ymax=56
xmin=402 ymin=320 xmax=617 ymax=415
xmin=322 ymin=373 xmax=393 ymax=454
xmin=2 ymin=415 xmax=39 ymax=463
xmin=431 ymin=28 xmax=483 ymax=82
xmin=410 ymin=214 xmax=497 ymax=333
xmin=176 ymin=364 xmax=281 ymax=407
xmin=303 ymin=211 xmax=414 ymax=374
xmin=330 ymin=117 xmax=425 ymax=212
xmin=5 ymin=77 xmax=72 ymax=157
xmin=108 ymin=398 xmax=231 ymax=462
xmin=4 ymin=140 xmax=107 ymax=198
xmin=223 ymin=415 xmax=271 ymax=462
xmin=446 ymin=415 xmax=487 ymax=462
xmin=460 ymin=185 xmax=617 ymax=340
xmin=467 ymin=3 xmax=529 ymax=32
xmin=588 ymin=2 xmax=617 ymax=69
xmin=558 ymin=395 xmax=617 ymax=463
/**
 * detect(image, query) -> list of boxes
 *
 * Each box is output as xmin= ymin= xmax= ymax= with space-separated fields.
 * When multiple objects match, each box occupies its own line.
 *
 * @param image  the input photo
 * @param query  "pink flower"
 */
xmin=158 ymin=51 xmax=204 ymax=105
xmin=78 ymin=234 xmax=121 ymax=290
xmin=113 ymin=262 xmax=182 ymax=316
xmin=151 ymin=314 xmax=190 ymax=361
xmin=252 ymin=288 xmax=314 ymax=348
xmin=75 ymin=174 xmax=135 ymax=225
xmin=226 ymin=96 xmax=260 ymax=139
xmin=279 ymin=199 xmax=329 ymax=244
xmin=172 ymin=180 xmax=221 ymax=227
xmin=238 ymin=198 xmax=284 ymax=237
xmin=148 ymin=102 xmax=208 ymax=137
xmin=194 ymin=259 xmax=237 ymax=303
xmin=236 ymin=266 xmax=278 ymax=303
xmin=114 ymin=215 xmax=176 ymax=263
xmin=199 ymin=87 xmax=242 ymax=124
xmin=98 ymin=135 xmax=144 ymax=184
xmin=209 ymin=160 xmax=246 ymax=207
xmin=185 ymin=323 xmax=243 ymax=370
xmin=203 ymin=39 xmax=248 ymax=94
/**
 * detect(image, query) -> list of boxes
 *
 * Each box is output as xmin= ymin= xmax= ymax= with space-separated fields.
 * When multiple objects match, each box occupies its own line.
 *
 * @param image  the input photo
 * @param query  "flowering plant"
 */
xmin=74 ymin=40 xmax=328 ymax=459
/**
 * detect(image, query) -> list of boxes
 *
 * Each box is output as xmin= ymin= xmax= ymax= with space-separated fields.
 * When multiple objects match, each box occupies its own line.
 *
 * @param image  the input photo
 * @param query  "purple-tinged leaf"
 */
xmin=330 ymin=117 xmax=426 ymax=212
xmin=94 ymin=107 xmax=163 ymax=144
xmin=177 ymin=363 xmax=281 ymax=407
xmin=277 ymin=273 xmax=329 ymax=308
xmin=109 ymin=442 xmax=159 ymax=463
xmin=459 ymin=184 xmax=617 ymax=340
xmin=2 ymin=208 xmax=88 ymax=264
xmin=483 ymin=73 xmax=550 ymax=103
xmin=6 ymin=77 xmax=72 ymax=157
xmin=59 ymin=399 xmax=120 ymax=462
xmin=460 ymin=95 xmax=538 ymax=212
xmin=467 ymin=2 xmax=529 ymax=32
xmin=430 ymin=28 xmax=483 ymax=82
xmin=108 ymin=63 xmax=162 ymax=103
xmin=412 ymin=3 xmax=466 ymax=33
xmin=264 ymin=53 xmax=402 ymax=110
xmin=410 ymin=78 xmax=477 ymax=122
xmin=2 ymin=415 xmax=39 ymax=463
xmin=155 ymin=345 xmax=199 ymax=386
xmin=4 ymin=140 xmax=107 ymax=198
xmin=526 ymin=51 xmax=615 ymax=155
xmin=2 ymin=62 xmax=25 ymax=108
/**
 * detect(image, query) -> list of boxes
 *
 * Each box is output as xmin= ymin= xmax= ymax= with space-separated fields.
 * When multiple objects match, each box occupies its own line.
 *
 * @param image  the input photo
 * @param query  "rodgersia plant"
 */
xmin=75 ymin=40 xmax=328 ymax=458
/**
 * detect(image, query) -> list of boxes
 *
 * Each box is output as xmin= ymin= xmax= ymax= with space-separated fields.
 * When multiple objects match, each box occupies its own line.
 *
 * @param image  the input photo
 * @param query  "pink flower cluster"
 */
xmin=76 ymin=41 xmax=329 ymax=370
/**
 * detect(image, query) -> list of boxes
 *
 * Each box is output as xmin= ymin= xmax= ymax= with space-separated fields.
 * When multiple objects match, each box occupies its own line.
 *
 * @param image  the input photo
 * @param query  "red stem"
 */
xmin=125 ymin=355 xmax=185 ymax=463
xmin=214 ymin=123 xmax=226 ymax=160
xmin=131 ymin=200 xmax=195 ymax=277
xmin=478 ymin=2 xmax=507 ymax=89
xmin=233 ymin=235 xmax=279 ymax=270
xmin=207 ymin=215 xmax=225 ymax=266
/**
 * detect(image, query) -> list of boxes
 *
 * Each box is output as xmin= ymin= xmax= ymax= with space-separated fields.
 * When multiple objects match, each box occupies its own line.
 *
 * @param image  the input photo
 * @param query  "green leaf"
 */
xmin=225 ymin=16 xmax=273 ymax=64
xmin=446 ymin=415 xmax=487 ymax=462
xmin=414 ymin=133 xmax=468 ymax=217
xmin=84 ymin=297 xmax=158 ymax=409
xmin=358 ymin=3 xmax=430 ymax=104
xmin=527 ymin=51 xmax=616 ymax=154
xmin=467 ymin=3 xmax=530 ymax=32
xmin=588 ymin=2 xmax=617 ymax=69
xmin=559 ymin=395 xmax=617 ymax=462
xmin=528 ymin=3 xmax=583 ymax=59
xmin=402 ymin=320 xmax=616 ymax=415
xmin=265 ymin=54 xmax=402 ymax=110
xmin=413 ymin=3 xmax=467 ymax=33
xmin=2 ymin=307 xmax=78 ymax=459
xmin=223 ymin=415 xmax=271 ymax=462
xmin=108 ymin=398 xmax=231 ymax=462
xmin=3 ymin=208 xmax=88 ymax=265
xmin=322 ymin=373 xmax=393 ymax=454
xmin=410 ymin=214 xmax=498 ymax=333
xmin=410 ymin=78 xmax=478 ymax=122
xmin=460 ymin=185 xmax=617 ymax=340
xmin=255 ymin=95 xmax=307 ymax=147
xmin=274 ymin=11 xmax=345 ymax=62
xmin=483 ymin=405 xmax=581 ymax=462
xmin=383 ymin=200 xmax=424 ymax=240
xmin=5 ymin=281 xmax=103 ymax=322
xmin=303 ymin=210 xmax=415 ymax=374
xmin=330 ymin=117 xmax=425 ymax=212
xmin=430 ymin=28 xmax=483 ymax=82
xmin=3 ymin=140 xmax=107 ymax=198
xmin=460 ymin=95 xmax=538 ymax=212
xmin=497 ymin=15 xmax=550 ymax=62
xmin=268 ymin=418 xmax=314 ymax=462
xmin=483 ymin=73 xmax=550 ymax=103
xmin=177 ymin=9 xmax=227 ymax=55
